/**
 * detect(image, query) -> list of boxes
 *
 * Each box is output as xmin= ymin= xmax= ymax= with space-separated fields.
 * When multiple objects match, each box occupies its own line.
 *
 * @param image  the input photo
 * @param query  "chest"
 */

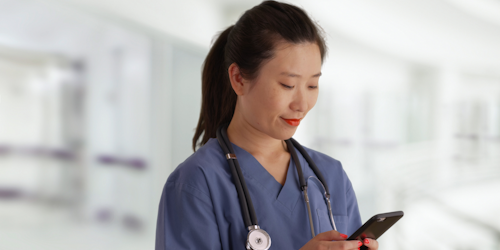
xmin=254 ymin=152 xmax=291 ymax=186
xmin=211 ymin=163 xmax=350 ymax=249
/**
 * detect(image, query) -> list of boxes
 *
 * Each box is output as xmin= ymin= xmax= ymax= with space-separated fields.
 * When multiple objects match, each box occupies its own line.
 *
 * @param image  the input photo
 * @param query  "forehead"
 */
xmin=258 ymin=42 xmax=322 ymax=78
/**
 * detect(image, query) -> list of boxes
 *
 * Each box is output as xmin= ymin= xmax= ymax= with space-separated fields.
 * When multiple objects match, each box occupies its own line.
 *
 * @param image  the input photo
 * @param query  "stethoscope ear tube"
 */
xmin=286 ymin=139 xmax=315 ymax=238
xmin=285 ymin=140 xmax=307 ymax=190
xmin=216 ymin=125 xmax=258 ymax=227
xmin=289 ymin=138 xmax=330 ymax=197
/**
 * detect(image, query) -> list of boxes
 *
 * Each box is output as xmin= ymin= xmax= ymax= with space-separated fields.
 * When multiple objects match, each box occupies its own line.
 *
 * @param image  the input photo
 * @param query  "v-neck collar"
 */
xmin=231 ymin=142 xmax=304 ymax=213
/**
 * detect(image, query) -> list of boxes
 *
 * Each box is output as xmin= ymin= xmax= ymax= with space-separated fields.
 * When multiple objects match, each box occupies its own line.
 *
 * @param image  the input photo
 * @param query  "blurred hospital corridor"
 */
xmin=1 ymin=0 xmax=500 ymax=249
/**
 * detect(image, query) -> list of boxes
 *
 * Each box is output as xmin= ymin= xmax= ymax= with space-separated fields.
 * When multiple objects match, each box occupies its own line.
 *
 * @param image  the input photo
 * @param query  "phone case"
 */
xmin=347 ymin=211 xmax=404 ymax=250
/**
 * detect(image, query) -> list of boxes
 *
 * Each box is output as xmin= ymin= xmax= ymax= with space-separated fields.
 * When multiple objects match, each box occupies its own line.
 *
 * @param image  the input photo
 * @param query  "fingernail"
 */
xmin=358 ymin=241 xmax=362 ymax=247
xmin=340 ymin=233 xmax=348 ymax=239
xmin=364 ymin=238 xmax=370 ymax=244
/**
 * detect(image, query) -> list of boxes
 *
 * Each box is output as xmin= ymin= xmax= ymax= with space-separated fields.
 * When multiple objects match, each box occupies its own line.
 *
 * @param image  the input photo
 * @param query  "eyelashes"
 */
xmin=280 ymin=83 xmax=318 ymax=89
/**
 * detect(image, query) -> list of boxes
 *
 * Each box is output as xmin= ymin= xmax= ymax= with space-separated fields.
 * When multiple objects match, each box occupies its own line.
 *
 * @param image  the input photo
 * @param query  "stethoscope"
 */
xmin=216 ymin=124 xmax=337 ymax=250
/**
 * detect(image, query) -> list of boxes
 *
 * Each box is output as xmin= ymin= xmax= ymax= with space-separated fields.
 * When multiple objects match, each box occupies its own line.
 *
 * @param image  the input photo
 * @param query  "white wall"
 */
xmin=1 ymin=0 xmax=500 ymax=249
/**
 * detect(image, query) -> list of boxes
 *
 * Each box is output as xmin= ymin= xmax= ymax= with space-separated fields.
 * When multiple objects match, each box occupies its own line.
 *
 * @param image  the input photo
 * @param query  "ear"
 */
xmin=228 ymin=62 xmax=246 ymax=96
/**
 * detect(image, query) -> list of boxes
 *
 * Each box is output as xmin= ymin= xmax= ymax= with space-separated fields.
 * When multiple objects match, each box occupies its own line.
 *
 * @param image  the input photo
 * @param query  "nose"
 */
xmin=290 ymin=87 xmax=308 ymax=112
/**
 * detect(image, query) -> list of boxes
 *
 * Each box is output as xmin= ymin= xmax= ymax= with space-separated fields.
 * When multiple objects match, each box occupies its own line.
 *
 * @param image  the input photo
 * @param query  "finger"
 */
xmin=363 ymin=238 xmax=379 ymax=250
xmin=321 ymin=240 xmax=363 ymax=250
xmin=312 ymin=230 xmax=349 ymax=241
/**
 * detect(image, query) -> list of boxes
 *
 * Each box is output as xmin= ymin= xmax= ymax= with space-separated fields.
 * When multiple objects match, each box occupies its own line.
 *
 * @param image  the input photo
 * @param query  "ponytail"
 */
xmin=192 ymin=26 xmax=236 ymax=151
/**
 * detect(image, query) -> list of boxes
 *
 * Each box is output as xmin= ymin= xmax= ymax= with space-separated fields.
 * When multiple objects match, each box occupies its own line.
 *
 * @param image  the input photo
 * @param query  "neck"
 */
xmin=227 ymin=114 xmax=286 ymax=158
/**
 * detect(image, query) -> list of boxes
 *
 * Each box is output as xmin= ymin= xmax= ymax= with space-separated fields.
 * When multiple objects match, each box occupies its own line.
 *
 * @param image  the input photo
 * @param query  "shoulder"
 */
xmin=300 ymin=145 xmax=344 ymax=172
xmin=299 ymin=144 xmax=352 ymax=187
xmin=166 ymin=138 xmax=229 ymax=194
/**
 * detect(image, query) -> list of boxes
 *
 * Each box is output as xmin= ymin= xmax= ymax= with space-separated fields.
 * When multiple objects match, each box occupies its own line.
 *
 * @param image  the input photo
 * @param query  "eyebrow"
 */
xmin=280 ymin=72 xmax=322 ymax=78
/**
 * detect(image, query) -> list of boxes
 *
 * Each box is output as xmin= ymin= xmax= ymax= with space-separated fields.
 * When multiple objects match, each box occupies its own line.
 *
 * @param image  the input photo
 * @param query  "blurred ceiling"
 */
xmin=444 ymin=0 xmax=500 ymax=26
xmin=0 ymin=0 xmax=499 ymax=71
xmin=301 ymin=0 xmax=500 ymax=69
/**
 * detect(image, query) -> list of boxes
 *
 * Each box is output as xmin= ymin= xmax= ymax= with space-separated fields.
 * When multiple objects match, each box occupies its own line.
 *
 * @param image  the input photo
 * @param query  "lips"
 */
xmin=282 ymin=118 xmax=301 ymax=126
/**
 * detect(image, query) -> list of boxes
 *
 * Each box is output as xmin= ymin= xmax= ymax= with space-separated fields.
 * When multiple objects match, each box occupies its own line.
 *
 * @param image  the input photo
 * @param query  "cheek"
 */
xmin=264 ymin=87 xmax=288 ymax=113
xmin=251 ymin=85 xmax=283 ymax=112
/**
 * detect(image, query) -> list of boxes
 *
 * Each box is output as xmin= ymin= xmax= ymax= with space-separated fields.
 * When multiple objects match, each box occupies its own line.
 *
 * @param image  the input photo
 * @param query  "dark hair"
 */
xmin=192 ymin=0 xmax=327 ymax=151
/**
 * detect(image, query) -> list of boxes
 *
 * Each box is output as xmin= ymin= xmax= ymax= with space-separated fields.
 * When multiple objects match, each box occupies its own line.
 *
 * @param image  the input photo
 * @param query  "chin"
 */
xmin=273 ymin=127 xmax=297 ymax=140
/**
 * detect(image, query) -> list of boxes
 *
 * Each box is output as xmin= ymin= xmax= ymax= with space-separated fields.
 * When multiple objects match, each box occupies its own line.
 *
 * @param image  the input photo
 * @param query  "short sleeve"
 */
xmin=155 ymin=182 xmax=221 ymax=250
xmin=344 ymin=176 xmax=362 ymax=236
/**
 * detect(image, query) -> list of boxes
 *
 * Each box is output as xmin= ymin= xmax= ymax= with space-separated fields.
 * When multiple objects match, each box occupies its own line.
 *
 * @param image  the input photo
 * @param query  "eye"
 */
xmin=281 ymin=83 xmax=294 ymax=89
xmin=309 ymin=85 xmax=318 ymax=89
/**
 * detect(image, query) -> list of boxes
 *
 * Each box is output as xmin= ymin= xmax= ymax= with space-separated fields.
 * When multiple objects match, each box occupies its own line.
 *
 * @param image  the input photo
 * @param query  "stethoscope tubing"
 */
xmin=216 ymin=124 xmax=337 ymax=239
xmin=289 ymin=138 xmax=330 ymax=198
xmin=216 ymin=126 xmax=258 ymax=227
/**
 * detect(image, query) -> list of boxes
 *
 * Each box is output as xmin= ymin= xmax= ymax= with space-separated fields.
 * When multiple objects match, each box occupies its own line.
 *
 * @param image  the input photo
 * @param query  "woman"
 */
xmin=156 ymin=1 xmax=378 ymax=249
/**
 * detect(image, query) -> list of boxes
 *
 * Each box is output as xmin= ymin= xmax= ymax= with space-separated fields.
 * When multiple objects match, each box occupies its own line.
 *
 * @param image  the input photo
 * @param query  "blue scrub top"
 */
xmin=156 ymin=138 xmax=362 ymax=249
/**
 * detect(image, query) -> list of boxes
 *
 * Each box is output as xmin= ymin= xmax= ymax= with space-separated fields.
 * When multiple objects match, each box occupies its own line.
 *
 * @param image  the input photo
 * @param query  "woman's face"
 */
xmin=237 ymin=42 xmax=322 ymax=140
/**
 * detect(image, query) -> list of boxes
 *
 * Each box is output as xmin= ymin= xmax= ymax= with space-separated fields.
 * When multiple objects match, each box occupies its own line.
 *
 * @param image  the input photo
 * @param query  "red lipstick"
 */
xmin=283 ymin=118 xmax=301 ymax=126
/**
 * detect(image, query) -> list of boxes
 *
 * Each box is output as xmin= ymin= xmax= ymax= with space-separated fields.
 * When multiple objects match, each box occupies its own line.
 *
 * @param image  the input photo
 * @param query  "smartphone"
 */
xmin=347 ymin=211 xmax=404 ymax=249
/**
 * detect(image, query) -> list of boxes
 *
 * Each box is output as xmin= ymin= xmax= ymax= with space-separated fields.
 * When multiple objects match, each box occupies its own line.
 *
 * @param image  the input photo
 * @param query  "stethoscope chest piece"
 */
xmin=246 ymin=225 xmax=271 ymax=250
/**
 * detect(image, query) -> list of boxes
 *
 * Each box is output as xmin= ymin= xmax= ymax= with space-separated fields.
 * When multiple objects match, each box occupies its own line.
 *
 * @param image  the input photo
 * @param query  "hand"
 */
xmin=299 ymin=230 xmax=362 ymax=250
xmin=362 ymin=238 xmax=379 ymax=250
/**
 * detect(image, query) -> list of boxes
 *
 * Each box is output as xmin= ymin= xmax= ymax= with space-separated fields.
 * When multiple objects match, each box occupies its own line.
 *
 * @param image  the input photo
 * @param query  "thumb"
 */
xmin=312 ymin=230 xmax=348 ymax=242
